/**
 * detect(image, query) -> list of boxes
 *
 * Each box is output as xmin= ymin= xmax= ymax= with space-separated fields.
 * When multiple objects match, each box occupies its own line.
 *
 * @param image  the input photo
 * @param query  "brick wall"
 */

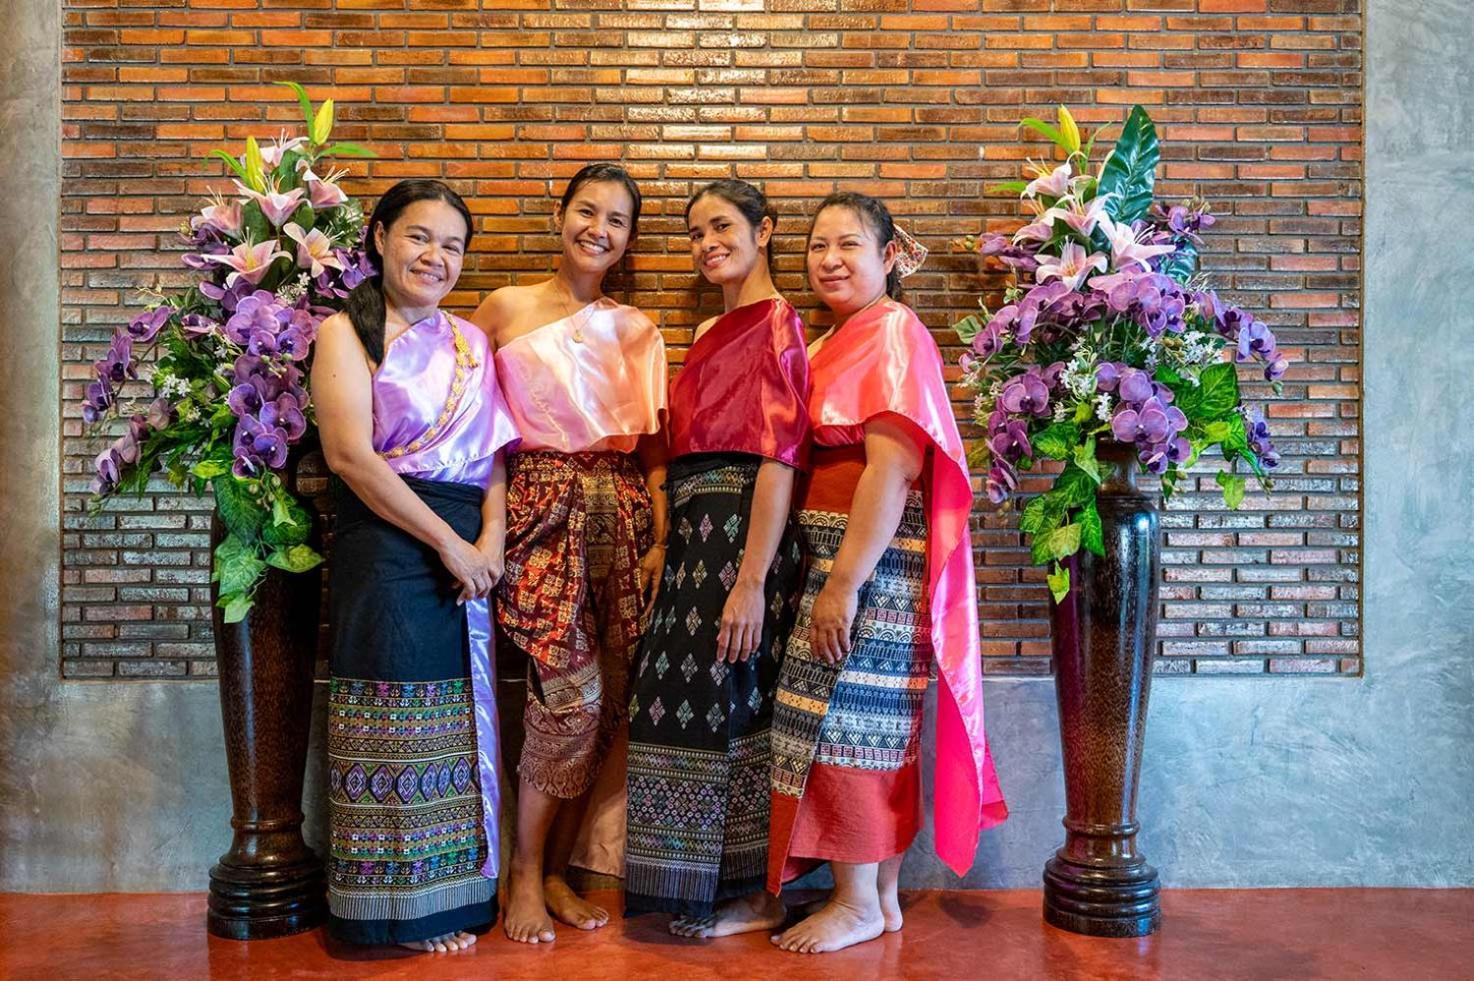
xmin=59 ymin=0 xmax=1363 ymax=679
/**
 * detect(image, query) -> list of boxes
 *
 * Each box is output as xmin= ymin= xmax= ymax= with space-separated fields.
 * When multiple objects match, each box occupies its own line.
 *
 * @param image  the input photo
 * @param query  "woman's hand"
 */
xmin=476 ymin=536 xmax=505 ymax=591
xmin=637 ymin=544 xmax=666 ymax=618
xmin=439 ymin=537 xmax=496 ymax=604
xmin=809 ymin=582 xmax=859 ymax=664
xmin=716 ymin=580 xmax=766 ymax=663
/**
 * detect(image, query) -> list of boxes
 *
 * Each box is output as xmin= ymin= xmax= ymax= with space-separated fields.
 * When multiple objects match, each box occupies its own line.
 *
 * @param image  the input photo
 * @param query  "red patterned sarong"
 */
xmin=498 ymin=450 xmax=653 ymax=799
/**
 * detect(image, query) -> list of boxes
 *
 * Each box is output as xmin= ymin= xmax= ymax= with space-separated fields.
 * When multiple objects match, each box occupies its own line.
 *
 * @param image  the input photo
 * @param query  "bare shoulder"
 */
xmin=691 ymin=314 xmax=719 ymax=343
xmin=471 ymin=283 xmax=544 ymax=345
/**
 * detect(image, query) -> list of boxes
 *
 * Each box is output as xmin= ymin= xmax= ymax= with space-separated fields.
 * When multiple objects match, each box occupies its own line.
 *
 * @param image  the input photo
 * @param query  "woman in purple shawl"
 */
xmin=312 ymin=180 xmax=519 ymax=952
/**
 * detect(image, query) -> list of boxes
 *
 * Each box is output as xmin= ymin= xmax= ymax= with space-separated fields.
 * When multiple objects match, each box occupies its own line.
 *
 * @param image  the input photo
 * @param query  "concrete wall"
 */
xmin=3 ymin=0 xmax=1471 ymax=891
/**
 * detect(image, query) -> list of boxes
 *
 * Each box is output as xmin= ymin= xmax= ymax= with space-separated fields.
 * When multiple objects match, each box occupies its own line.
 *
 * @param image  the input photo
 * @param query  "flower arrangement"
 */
xmin=957 ymin=105 xmax=1286 ymax=601
xmin=80 ymin=83 xmax=374 ymax=622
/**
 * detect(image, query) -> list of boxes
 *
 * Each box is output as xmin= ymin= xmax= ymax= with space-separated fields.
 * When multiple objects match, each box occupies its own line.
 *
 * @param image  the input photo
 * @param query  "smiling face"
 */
xmin=687 ymin=192 xmax=771 ymax=288
xmin=556 ymin=179 xmax=635 ymax=278
xmin=373 ymin=197 xmax=468 ymax=311
xmin=806 ymin=204 xmax=898 ymax=318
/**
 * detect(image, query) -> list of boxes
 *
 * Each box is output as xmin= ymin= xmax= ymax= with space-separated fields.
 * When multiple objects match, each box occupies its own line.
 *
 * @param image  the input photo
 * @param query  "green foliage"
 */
xmin=1032 ymin=522 xmax=1082 ymax=565
xmin=214 ymin=475 xmax=266 ymax=539
xmin=1031 ymin=421 xmax=1080 ymax=460
xmin=1047 ymin=562 xmax=1071 ymax=604
xmin=1078 ymin=501 xmax=1105 ymax=557
xmin=1216 ymin=469 xmax=1247 ymax=510
xmin=1098 ymin=105 xmax=1160 ymax=223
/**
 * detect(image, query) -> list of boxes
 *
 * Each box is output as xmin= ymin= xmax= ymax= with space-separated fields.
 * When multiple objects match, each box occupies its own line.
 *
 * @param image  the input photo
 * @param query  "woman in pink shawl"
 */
xmin=767 ymin=192 xmax=1008 ymax=954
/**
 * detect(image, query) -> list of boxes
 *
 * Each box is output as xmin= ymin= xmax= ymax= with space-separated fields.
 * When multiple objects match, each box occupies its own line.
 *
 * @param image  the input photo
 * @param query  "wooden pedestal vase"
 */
xmin=1043 ymin=441 xmax=1163 ymax=938
xmin=206 ymin=514 xmax=325 ymax=940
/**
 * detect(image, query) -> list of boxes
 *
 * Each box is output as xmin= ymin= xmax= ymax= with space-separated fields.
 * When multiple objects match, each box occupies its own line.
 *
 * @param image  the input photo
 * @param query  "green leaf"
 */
xmin=1079 ymin=501 xmax=1105 ymax=557
xmin=1032 ymin=421 xmax=1080 ymax=461
xmin=1054 ymin=465 xmax=1097 ymax=508
xmin=1046 ymin=562 xmax=1071 ymax=604
xmin=1072 ymin=437 xmax=1101 ymax=484
xmin=1201 ymin=420 xmax=1233 ymax=445
xmin=191 ymin=459 xmax=230 ymax=481
xmin=208 ymin=149 xmax=248 ymax=181
xmin=1019 ymin=493 xmax=1065 ymax=536
xmin=1020 ymin=117 xmax=1068 ymax=153
xmin=1223 ymin=414 xmax=1250 ymax=455
xmin=986 ymin=180 xmax=1030 ymax=197
xmin=1032 ymin=522 xmax=1082 ymax=565
xmin=1158 ymin=238 xmax=1198 ymax=283
xmin=1073 ymin=401 xmax=1095 ymax=424
xmin=266 ymin=544 xmax=323 ymax=574
xmin=241 ymin=200 xmax=272 ymax=245
xmin=1216 ymin=470 xmax=1246 ymax=510
xmin=219 ymin=592 xmax=254 ymax=624
xmin=1097 ymin=105 xmax=1160 ymax=224
xmin=275 ymin=80 xmax=316 ymax=131
xmin=954 ymin=313 xmax=984 ymax=344
xmin=213 ymin=533 xmax=266 ymax=597
xmin=263 ymin=497 xmax=312 ymax=547
xmin=214 ymin=476 xmax=266 ymax=539
xmin=322 ymin=141 xmax=375 ymax=158
xmin=1197 ymin=361 xmax=1241 ymax=420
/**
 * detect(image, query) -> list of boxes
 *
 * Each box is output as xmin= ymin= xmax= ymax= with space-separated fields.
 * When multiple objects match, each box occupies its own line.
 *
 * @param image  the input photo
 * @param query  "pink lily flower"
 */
xmin=1034 ymin=241 xmax=1108 ymax=291
xmin=283 ymin=222 xmax=344 ymax=279
xmin=260 ymin=133 xmax=308 ymax=169
xmin=193 ymin=192 xmax=244 ymax=237
xmin=1024 ymin=161 xmax=1073 ymax=199
xmin=233 ymin=180 xmax=306 ymax=228
xmin=1099 ymin=215 xmax=1178 ymax=272
xmin=300 ymin=166 xmax=349 ymax=210
xmin=1013 ymin=219 xmax=1053 ymax=244
xmin=202 ymin=239 xmax=290 ymax=287
xmin=1042 ymin=194 xmax=1112 ymax=238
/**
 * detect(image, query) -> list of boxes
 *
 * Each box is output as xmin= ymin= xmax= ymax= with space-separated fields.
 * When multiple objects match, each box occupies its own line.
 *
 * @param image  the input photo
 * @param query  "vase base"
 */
xmin=207 ymin=856 xmax=326 ymax=941
xmin=1042 ymin=855 xmax=1160 ymax=938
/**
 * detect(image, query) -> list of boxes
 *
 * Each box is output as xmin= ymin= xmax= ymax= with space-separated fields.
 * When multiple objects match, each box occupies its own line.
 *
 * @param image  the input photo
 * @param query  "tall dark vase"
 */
xmin=1043 ymin=441 xmax=1162 ymax=938
xmin=206 ymin=513 xmax=326 ymax=940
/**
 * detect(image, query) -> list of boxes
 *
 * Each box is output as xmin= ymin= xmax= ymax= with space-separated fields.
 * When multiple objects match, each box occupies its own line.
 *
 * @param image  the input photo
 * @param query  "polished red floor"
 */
xmin=1 ymin=889 xmax=1470 ymax=980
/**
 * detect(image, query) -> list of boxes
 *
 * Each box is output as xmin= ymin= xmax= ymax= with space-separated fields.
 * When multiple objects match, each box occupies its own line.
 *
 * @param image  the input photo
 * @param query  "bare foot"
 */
xmin=670 ymin=893 xmax=786 ymax=939
xmin=770 ymin=898 xmax=885 ymax=954
xmin=503 ymin=864 xmax=556 ymax=944
xmin=878 ymin=887 xmax=903 ymax=932
xmin=399 ymin=931 xmax=477 ymax=953
xmin=544 ymin=874 xmax=609 ymax=931
xmin=799 ymin=890 xmax=899 ymax=929
xmin=668 ymin=914 xmax=715 ymax=937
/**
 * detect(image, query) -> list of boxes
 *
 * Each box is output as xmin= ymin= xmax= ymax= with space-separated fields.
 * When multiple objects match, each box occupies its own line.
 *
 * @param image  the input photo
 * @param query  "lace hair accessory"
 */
xmin=893 ymin=224 xmax=929 ymax=279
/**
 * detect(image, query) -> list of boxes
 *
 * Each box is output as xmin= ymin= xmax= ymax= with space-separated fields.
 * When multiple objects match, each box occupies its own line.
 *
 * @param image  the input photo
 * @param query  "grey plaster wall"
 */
xmin=2 ymin=0 xmax=1471 ymax=892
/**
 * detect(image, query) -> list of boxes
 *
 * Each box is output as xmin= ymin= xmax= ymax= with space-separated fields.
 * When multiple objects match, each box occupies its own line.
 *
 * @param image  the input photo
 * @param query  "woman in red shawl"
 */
xmin=625 ymin=180 xmax=811 ymax=937
xmin=767 ymin=192 xmax=1007 ymax=954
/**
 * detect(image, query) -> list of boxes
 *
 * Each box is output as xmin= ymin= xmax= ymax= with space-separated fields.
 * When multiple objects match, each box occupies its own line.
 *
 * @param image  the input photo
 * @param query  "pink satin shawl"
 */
xmin=808 ymin=299 xmax=1008 ymax=876
xmin=492 ymin=297 xmax=667 ymax=454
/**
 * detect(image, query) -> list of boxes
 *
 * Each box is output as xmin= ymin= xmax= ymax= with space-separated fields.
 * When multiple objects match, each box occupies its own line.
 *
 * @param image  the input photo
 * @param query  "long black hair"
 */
xmin=344 ymin=179 xmax=474 ymax=363
xmin=809 ymin=190 xmax=902 ymax=300
xmin=685 ymin=178 xmax=777 ymax=265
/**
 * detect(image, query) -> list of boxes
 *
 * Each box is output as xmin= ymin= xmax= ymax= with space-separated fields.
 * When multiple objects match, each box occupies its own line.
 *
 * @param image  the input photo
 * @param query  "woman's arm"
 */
xmin=474 ymin=450 xmax=508 ymax=589
xmin=808 ymin=415 xmax=926 ymax=663
xmin=312 ymin=313 xmax=495 ymax=600
xmin=715 ymin=460 xmax=796 ymax=663
xmin=635 ymin=430 xmax=670 ymax=616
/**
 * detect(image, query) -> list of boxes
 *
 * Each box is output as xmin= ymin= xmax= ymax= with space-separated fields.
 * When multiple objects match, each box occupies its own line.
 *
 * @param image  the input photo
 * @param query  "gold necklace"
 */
xmin=552 ymin=278 xmax=597 ymax=343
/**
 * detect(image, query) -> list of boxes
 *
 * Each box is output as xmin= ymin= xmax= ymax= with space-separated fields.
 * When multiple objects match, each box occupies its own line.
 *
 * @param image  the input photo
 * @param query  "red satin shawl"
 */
xmin=808 ymin=299 xmax=1009 ymax=876
xmin=669 ymin=298 xmax=811 ymax=469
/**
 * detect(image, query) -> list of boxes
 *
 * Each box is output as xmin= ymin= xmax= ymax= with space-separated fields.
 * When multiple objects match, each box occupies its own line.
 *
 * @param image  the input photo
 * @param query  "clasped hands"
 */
xmin=440 ymin=535 xmax=504 ymax=604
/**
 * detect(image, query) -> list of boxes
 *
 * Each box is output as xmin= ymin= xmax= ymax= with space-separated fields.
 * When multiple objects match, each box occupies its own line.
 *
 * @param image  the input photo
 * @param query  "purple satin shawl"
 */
xmin=376 ymin=310 xmax=519 ymax=877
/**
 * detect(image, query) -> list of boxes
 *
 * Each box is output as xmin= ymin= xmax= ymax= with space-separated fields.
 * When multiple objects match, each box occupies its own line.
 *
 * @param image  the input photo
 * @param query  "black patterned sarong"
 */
xmin=326 ymin=478 xmax=496 ymax=945
xmin=624 ymin=453 xmax=803 ymax=917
